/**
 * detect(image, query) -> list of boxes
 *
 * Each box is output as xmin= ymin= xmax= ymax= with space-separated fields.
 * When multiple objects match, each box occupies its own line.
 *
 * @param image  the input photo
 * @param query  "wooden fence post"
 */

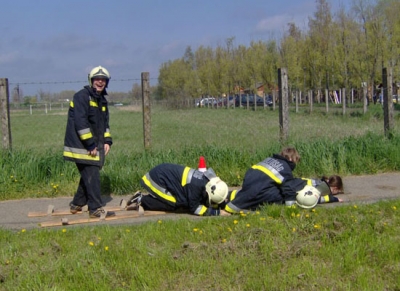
xmin=0 ymin=78 xmax=12 ymax=151
xmin=141 ymin=72 xmax=151 ymax=150
xmin=382 ymin=67 xmax=394 ymax=137
xmin=278 ymin=68 xmax=289 ymax=144
xmin=325 ymin=89 xmax=329 ymax=113
xmin=342 ymin=88 xmax=346 ymax=115
xmin=362 ymin=82 xmax=368 ymax=114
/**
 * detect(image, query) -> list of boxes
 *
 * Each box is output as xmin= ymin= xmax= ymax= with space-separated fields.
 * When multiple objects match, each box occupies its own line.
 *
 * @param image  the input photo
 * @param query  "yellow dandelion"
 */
xmin=193 ymin=228 xmax=199 ymax=232
xmin=221 ymin=238 xmax=227 ymax=243
xmin=158 ymin=220 xmax=162 ymax=224
xmin=255 ymin=211 xmax=260 ymax=215
xmin=5 ymin=260 xmax=10 ymax=265
xmin=89 ymin=241 xmax=94 ymax=246
xmin=60 ymin=173 xmax=64 ymax=176
xmin=126 ymin=229 xmax=131 ymax=233
xmin=240 ymin=213 xmax=247 ymax=217
xmin=292 ymin=227 xmax=296 ymax=232
xmin=260 ymin=217 xmax=266 ymax=221
xmin=314 ymin=224 xmax=321 ymax=229
xmin=291 ymin=212 xmax=295 ymax=217
xmin=199 ymin=230 xmax=203 ymax=234
xmin=354 ymin=219 xmax=357 ymax=222
xmin=227 ymin=227 xmax=232 ymax=232
xmin=233 ymin=220 xmax=239 ymax=224
xmin=62 ymin=229 xmax=67 ymax=233
xmin=10 ymin=175 xmax=14 ymax=178
xmin=296 ymin=213 xmax=300 ymax=217
xmin=392 ymin=206 xmax=397 ymax=210
xmin=246 ymin=224 xmax=250 ymax=227
xmin=305 ymin=214 xmax=310 ymax=218
xmin=353 ymin=205 xmax=358 ymax=209
xmin=21 ymin=229 xmax=26 ymax=233
xmin=104 ymin=246 xmax=109 ymax=251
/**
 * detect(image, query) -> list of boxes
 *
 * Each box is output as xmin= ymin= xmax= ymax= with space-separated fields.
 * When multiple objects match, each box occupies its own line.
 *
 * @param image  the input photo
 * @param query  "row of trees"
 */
xmin=157 ymin=0 xmax=400 ymax=101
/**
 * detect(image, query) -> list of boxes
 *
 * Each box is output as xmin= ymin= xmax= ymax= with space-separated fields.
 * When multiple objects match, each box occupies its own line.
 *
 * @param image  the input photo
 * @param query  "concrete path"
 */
xmin=1 ymin=172 xmax=399 ymax=231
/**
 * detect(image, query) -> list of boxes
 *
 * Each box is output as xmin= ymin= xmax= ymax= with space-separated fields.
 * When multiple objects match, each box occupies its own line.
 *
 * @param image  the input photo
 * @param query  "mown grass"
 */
xmin=1 ymin=200 xmax=400 ymax=290
xmin=2 ymin=103 xmax=400 ymax=199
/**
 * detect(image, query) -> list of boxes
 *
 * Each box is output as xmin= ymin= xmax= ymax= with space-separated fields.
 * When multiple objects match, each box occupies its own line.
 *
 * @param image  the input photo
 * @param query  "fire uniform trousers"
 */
xmin=303 ymin=178 xmax=340 ymax=204
xmin=225 ymin=154 xmax=306 ymax=213
xmin=63 ymin=85 xmax=112 ymax=211
xmin=139 ymin=163 xmax=216 ymax=216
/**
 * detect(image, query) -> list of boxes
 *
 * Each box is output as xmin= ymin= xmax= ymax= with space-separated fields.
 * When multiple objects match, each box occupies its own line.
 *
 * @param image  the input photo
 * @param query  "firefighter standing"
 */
xmin=63 ymin=66 xmax=115 ymax=218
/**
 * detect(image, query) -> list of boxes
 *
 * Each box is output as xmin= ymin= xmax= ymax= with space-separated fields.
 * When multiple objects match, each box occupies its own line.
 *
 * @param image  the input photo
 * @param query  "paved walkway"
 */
xmin=1 ymin=172 xmax=399 ymax=231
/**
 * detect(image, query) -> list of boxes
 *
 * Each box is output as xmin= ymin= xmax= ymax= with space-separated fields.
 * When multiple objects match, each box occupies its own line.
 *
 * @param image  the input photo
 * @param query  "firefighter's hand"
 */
xmin=219 ymin=210 xmax=232 ymax=216
xmin=104 ymin=144 xmax=110 ymax=155
xmin=88 ymin=148 xmax=97 ymax=157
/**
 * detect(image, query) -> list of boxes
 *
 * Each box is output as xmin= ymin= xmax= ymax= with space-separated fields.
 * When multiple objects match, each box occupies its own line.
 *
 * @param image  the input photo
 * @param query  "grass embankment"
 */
xmin=1 ymin=201 xmax=400 ymax=290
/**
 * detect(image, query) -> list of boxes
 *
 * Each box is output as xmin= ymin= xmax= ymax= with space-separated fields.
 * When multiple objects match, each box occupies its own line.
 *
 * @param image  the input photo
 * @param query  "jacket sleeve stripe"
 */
xmin=194 ymin=205 xmax=207 ymax=215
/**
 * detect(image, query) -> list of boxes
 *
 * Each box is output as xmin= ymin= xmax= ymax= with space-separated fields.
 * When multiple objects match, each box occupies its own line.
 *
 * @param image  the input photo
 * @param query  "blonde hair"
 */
xmin=280 ymin=146 xmax=300 ymax=164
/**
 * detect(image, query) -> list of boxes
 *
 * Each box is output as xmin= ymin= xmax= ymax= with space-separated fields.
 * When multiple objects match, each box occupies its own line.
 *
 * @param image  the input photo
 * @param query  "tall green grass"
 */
xmin=2 ymin=104 xmax=400 ymax=200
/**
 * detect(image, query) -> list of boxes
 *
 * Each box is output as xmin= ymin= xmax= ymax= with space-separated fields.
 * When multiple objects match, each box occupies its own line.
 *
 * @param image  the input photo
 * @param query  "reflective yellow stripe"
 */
xmin=70 ymin=101 xmax=74 ymax=108
xmin=90 ymin=101 xmax=98 ymax=107
xmin=252 ymin=165 xmax=282 ymax=184
xmin=142 ymin=175 xmax=176 ymax=203
xmin=230 ymin=190 xmax=238 ymax=200
xmin=63 ymin=151 xmax=100 ymax=161
xmin=323 ymin=195 xmax=330 ymax=202
xmin=301 ymin=178 xmax=313 ymax=186
xmin=104 ymin=132 xmax=111 ymax=138
xmin=102 ymin=106 xmax=106 ymax=111
xmin=198 ymin=205 xmax=207 ymax=215
xmin=225 ymin=204 xmax=236 ymax=213
xmin=80 ymin=132 xmax=93 ymax=140
xmin=181 ymin=167 xmax=190 ymax=186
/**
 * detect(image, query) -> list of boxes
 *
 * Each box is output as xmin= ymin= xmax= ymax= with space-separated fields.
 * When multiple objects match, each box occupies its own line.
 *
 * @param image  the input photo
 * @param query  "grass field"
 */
xmin=3 ymin=103 xmax=400 ymax=200
xmin=1 ymin=103 xmax=400 ymax=290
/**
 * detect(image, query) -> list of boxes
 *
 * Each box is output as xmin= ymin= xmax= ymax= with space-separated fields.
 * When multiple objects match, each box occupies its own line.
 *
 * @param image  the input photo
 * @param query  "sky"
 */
xmin=1 ymin=0 xmax=348 ymax=97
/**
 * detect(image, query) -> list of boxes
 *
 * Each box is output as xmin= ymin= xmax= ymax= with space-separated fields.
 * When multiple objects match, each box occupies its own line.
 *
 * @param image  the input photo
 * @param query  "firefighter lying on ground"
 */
xmin=125 ymin=163 xmax=230 ymax=216
xmin=220 ymin=147 xmax=344 ymax=215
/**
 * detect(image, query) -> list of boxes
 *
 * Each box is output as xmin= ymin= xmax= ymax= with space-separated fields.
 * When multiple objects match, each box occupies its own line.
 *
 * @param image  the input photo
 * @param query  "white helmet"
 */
xmin=88 ymin=66 xmax=111 ymax=87
xmin=205 ymin=177 xmax=228 ymax=204
xmin=296 ymin=185 xmax=321 ymax=209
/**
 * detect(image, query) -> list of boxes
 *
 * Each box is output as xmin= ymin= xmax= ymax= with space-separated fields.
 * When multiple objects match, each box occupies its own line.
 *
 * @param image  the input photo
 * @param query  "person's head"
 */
xmin=325 ymin=175 xmax=343 ymax=195
xmin=280 ymin=146 xmax=300 ymax=164
xmin=205 ymin=177 xmax=229 ymax=205
xmin=88 ymin=66 xmax=111 ymax=93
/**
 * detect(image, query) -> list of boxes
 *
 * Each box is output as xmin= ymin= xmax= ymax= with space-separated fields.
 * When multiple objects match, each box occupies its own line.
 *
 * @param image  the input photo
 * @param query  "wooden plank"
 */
xmin=28 ymin=205 xmax=125 ymax=218
xmin=39 ymin=210 xmax=169 ymax=228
